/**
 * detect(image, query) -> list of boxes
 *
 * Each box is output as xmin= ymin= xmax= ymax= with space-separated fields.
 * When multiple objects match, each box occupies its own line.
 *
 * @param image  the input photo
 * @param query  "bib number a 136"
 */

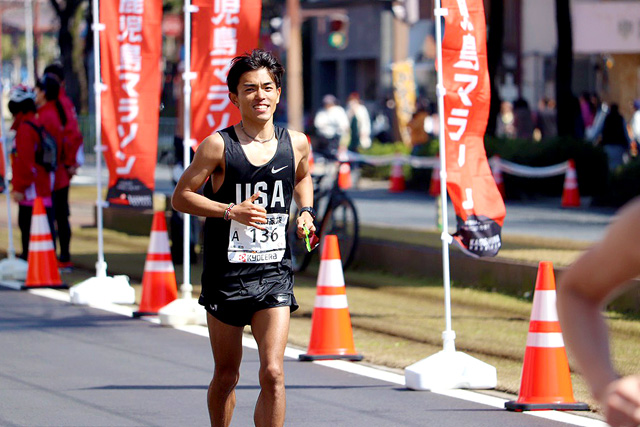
xmin=228 ymin=213 xmax=288 ymax=263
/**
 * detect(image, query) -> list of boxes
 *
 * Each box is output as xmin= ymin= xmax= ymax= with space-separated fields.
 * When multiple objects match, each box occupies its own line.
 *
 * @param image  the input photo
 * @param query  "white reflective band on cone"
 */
xmin=149 ymin=232 xmax=170 ymax=252
xmin=531 ymin=290 xmax=559 ymax=322
xmin=145 ymin=261 xmax=175 ymax=272
xmin=315 ymin=294 xmax=349 ymax=309
xmin=31 ymin=218 xmax=50 ymax=235
xmin=526 ymin=332 xmax=565 ymax=348
xmin=29 ymin=241 xmax=55 ymax=251
xmin=317 ymin=259 xmax=345 ymax=287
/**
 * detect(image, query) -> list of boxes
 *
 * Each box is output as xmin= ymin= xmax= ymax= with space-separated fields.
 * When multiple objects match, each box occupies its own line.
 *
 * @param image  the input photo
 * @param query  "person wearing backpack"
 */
xmin=35 ymin=74 xmax=69 ymax=268
xmin=8 ymin=85 xmax=56 ymax=260
xmin=42 ymin=65 xmax=84 ymax=271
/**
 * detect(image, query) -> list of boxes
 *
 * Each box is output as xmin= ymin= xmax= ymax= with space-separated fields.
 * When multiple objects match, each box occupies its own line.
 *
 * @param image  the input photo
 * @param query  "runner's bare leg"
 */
xmin=251 ymin=306 xmax=290 ymax=427
xmin=207 ymin=313 xmax=244 ymax=427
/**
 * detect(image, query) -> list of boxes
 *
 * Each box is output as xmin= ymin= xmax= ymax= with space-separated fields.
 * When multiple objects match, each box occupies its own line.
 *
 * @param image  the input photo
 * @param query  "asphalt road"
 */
xmin=347 ymin=184 xmax=616 ymax=244
xmin=0 ymin=287 xmax=603 ymax=427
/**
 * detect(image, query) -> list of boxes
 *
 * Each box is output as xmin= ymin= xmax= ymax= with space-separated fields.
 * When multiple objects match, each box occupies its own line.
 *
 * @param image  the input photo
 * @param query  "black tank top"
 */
xmin=201 ymin=125 xmax=295 ymax=284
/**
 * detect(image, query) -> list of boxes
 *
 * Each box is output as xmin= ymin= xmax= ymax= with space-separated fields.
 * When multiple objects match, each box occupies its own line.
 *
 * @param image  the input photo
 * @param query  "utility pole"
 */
xmin=286 ymin=0 xmax=303 ymax=131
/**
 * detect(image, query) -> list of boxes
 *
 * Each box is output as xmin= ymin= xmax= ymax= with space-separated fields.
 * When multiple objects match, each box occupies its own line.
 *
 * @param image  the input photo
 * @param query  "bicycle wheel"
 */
xmin=320 ymin=196 xmax=359 ymax=270
xmin=287 ymin=206 xmax=313 ymax=272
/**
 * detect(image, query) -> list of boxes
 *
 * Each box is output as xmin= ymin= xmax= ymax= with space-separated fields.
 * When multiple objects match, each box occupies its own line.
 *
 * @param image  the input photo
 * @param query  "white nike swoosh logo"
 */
xmin=271 ymin=165 xmax=288 ymax=174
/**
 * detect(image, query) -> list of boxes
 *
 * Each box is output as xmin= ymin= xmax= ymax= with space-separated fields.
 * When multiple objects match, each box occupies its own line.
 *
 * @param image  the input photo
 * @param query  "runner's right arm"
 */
xmin=557 ymin=197 xmax=640 ymax=427
xmin=172 ymin=132 xmax=267 ymax=229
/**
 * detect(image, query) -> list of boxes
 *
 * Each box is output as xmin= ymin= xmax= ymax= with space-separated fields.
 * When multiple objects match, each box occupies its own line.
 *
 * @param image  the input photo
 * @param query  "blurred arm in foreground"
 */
xmin=557 ymin=197 xmax=640 ymax=427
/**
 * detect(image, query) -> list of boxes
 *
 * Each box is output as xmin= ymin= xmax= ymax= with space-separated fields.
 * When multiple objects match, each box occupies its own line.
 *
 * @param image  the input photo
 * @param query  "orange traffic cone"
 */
xmin=389 ymin=155 xmax=405 ymax=193
xmin=337 ymin=148 xmax=352 ymax=190
xmin=299 ymin=235 xmax=363 ymax=362
xmin=429 ymin=161 xmax=440 ymax=196
xmin=505 ymin=261 xmax=588 ymax=411
xmin=24 ymin=197 xmax=66 ymax=289
xmin=561 ymin=159 xmax=580 ymax=208
xmin=133 ymin=212 xmax=178 ymax=318
xmin=491 ymin=156 xmax=506 ymax=199
xmin=338 ymin=163 xmax=352 ymax=189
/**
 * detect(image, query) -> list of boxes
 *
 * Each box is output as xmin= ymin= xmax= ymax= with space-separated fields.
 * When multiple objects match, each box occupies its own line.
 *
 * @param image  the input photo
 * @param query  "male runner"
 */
xmin=172 ymin=49 xmax=315 ymax=427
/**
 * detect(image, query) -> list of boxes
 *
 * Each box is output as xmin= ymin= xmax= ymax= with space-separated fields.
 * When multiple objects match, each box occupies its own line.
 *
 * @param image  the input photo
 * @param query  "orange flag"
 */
xmin=441 ymin=0 xmax=505 ymax=257
xmin=100 ymin=0 xmax=163 ymax=209
xmin=190 ymin=0 xmax=262 ymax=149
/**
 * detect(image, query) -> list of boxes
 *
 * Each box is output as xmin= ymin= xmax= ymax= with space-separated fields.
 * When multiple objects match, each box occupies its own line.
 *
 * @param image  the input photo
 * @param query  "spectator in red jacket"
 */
xmin=42 ymin=64 xmax=84 ymax=271
xmin=8 ymin=85 xmax=56 ymax=259
xmin=35 ymin=74 xmax=71 ymax=268
xmin=43 ymin=63 xmax=84 ymax=175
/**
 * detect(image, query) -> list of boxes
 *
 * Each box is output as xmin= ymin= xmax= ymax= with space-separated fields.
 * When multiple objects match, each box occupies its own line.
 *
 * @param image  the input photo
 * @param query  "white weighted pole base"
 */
xmin=0 ymin=257 xmax=28 ymax=289
xmin=405 ymin=349 xmax=497 ymax=390
xmin=69 ymin=275 xmax=135 ymax=305
xmin=158 ymin=297 xmax=207 ymax=327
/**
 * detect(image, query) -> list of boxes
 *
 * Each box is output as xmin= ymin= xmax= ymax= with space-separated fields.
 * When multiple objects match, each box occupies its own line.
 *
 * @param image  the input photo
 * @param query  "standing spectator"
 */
xmin=534 ymin=97 xmax=558 ymax=140
xmin=423 ymin=101 xmax=439 ymax=140
xmin=586 ymin=96 xmax=608 ymax=143
xmin=313 ymin=94 xmax=349 ymax=157
xmin=8 ymin=85 xmax=55 ymax=259
xmin=407 ymin=101 xmax=429 ymax=155
xmin=570 ymin=95 xmax=586 ymax=140
xmin=496 ymin=101 xmax=516 ymax=138
xmin=346 ymin=92 xmax=371 ymax=151
xmin=579 ymin=92 xmax=596 ymax=130
xmin=600 ymin=103 xmax=630 ymax=172
xmin=42 ymin=64 xmax=84 ymax=271
xmin=513 ymin=97 xmax=535 ymax=140
xmin=35 ymin=74 xmax=68 ymax=266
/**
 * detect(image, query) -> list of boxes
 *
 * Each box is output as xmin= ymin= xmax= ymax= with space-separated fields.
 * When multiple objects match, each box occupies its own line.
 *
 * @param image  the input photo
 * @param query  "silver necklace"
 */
xmin=240 ymin=122 xmax=276 ymax=143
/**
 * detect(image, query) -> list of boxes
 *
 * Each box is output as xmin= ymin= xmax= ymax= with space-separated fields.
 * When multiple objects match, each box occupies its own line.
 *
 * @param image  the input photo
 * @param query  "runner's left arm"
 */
xmin=290 ymin=130 xmax=315 ymax=239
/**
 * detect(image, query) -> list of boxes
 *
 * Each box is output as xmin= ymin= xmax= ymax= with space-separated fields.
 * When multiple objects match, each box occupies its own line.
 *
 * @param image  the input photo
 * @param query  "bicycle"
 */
xmin=287 ymin=153 xmax=359 ymax=272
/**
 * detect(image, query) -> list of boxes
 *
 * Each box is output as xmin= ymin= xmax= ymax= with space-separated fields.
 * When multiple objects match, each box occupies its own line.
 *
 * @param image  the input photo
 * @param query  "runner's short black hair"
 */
xmin=227 ymin=49 xmax=284 ymax=95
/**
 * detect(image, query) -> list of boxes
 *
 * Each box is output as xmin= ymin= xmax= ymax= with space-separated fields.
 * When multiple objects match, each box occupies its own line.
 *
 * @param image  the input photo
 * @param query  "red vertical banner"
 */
xmin=441 ymin=0 xmax=505 ymax=257
xmin=191 ymin=0 xmax=262 ymax=147
xmin=101 ymin=0 xmax=162 ymax=209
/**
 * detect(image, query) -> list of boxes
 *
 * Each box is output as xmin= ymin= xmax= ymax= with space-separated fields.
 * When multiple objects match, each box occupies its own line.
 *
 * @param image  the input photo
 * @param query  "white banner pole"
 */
xmin=0 ymin=84 xmax=16 ymax=259
xmin=158 ymin=0 xmax=205 ymax=326
xmin=92 ymin=0 xmax=107 ymax=279
xmin=181 ymin=0 xmax=193 ymax=299
xmin=0 ymin=33 xmax=29 ymax=285
xmin=434 ymin=0 xmax=455 ymax=353
xmin=68 ymin=0 xmax=135 ymax=306
xmin=404 ymin=0 xmax=496 ymax=390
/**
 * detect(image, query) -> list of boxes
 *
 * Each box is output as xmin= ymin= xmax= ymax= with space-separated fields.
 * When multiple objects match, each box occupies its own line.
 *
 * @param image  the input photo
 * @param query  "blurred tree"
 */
xmin=1 ymin=34 xmax=20 ymax=61
xmin=48 ymin=0 xmax=85 ymax=112
xmin=486 ymin=0 xmax=503 ymax=137
xmin=555 ymin=0 xmax=573 ymax=137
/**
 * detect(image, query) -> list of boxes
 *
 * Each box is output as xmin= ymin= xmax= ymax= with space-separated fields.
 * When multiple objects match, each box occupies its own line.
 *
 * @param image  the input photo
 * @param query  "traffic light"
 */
xmin=270 ymin=17 xmax=285 ymax=47
xmin=327 ymin=15 xmax=349 ymax=50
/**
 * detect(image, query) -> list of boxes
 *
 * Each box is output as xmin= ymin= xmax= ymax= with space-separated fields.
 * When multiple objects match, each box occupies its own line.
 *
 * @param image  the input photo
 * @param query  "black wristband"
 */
xmin=299 ymin=206 xmax=316 ymax=220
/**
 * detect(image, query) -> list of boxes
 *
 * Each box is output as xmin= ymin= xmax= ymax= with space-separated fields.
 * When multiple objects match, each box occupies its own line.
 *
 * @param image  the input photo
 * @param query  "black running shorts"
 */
xmin=199 ymin=270 xmax=299 ymax=327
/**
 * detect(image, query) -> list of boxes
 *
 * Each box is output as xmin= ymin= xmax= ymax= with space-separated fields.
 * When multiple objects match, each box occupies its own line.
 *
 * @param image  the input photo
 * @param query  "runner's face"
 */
xmin=230 ymin=68 xmax=281 ymax=123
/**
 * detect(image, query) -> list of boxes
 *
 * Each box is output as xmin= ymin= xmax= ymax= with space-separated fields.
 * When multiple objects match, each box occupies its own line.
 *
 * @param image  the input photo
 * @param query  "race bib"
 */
xmin=228 ymin=213 xmax=288 ymax=263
